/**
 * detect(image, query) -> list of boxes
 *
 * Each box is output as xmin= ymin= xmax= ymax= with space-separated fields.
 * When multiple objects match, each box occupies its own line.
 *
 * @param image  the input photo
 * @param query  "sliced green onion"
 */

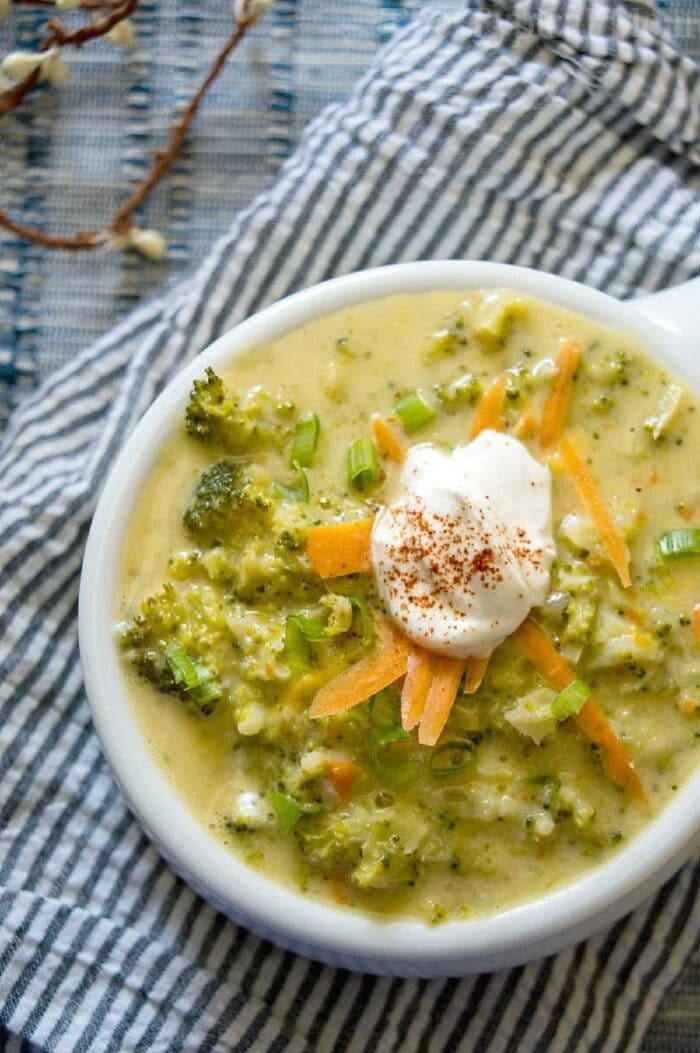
xmin=190 ymin=677 xmax=223 ymax=708
xmin=286 ymin=598 xmax=370 ymax=656
xmin=320 ymin=594 xmax=353 ymax=636
xmin=189 ymin=662 xmax=223 ymax=706
xmin=162 ymin=641 xmax=200 ymax=689
xmin=551 ymin=679 xmax=591 ymax=721
xmin=273 ymin=460 xmax=309 ymax=503
xmin=269 ymin=788 xmax=321 ymax=834
xmin=347 ymin=437 xmax=381 ymax=492
xmin=371 ymin=725 xmax=416 ymax=784
xmin=429 ymin=738 xmax=477 ymax=777
xmin=658 ymin=529 xmax=700 ymax=559
xmin=284 ymin=616 xmax=312 ymax=672
xmin=369 ymin=688 xmax=401 ymax=728
xmin=349 ymin=596 xmax=375 ymax=650
xmin=291 ymin=413 xmax=320 ymax=467
xmin=287 ymin=613 xmax=328 ymax=642
xmin=162 ymin=643 xmax=222 ymax=707
xmin=393 ymin=389 xmax=436 ymax=434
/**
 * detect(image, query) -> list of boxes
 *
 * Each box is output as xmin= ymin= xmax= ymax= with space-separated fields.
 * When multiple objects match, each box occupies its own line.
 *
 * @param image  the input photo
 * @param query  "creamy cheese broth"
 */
xmin=118 ymin=290 xmax=700 ymax=922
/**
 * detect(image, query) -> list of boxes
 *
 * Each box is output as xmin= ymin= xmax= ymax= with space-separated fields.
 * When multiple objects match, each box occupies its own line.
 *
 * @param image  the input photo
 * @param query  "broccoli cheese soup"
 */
xmin=117 ymin=290 xmax=700 ymax=923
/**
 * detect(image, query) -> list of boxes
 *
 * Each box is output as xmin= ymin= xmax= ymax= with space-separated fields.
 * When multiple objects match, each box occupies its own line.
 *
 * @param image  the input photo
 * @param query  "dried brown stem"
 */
xmin=111 ymin=17 xmax=251 ymax=235
xmin=0 ymin=0 xmax=136 ymax=118
xmin=0 ymin=208 xmax=107 ymax=249
xmin=46 ymin=0 xmax=137 ymax=48
xmin=0 ymin=4 xmax=265 ymax=253
xmin=0 ymin=66 xmax=40 ymax=118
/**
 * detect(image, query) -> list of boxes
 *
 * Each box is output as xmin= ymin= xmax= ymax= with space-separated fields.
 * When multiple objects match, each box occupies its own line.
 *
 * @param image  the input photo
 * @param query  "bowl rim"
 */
xmin=79 ymin=260 xmax=700 ymax=971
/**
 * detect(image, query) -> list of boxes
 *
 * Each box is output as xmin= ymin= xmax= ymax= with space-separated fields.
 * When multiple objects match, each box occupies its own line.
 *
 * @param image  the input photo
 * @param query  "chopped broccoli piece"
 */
xmin=185 ymin=368 xmax=295 ymax=452
xmin=472 ymin=291 xmax=528 ymax=346
xmin=434 ymin=373 xmax=483 ymax=413
xmin=120 ymin=583 xmax=183 ymax=656
xmin=543 ymin=561 xmax=599 ymax=646
xmin=119 ymin=585 xmax=221 ymax=712
xmin=424 ymin=327 xmax=465 ymax=364
xmin=352 ymin=831 xmax=420 ymax=890
xmin=295 ymin=801 xmax=448 ymax=890
xmin=584 ymin=348 xmax=630 ymax=387
xmin=183 ymin=460 xmax=272 ymax=545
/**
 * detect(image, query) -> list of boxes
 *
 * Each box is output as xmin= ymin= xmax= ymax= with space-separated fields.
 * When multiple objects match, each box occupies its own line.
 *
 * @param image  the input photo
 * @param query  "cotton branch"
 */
xmin=0 ymin=0 xmax=134 ymax=118
xmin=0 ymin=64 xmax=39 ymax=116
xmin=0 ymin=209 xmax=108 ymax=250
xmin=45 ymin=0 xmax=137 ymax=49
xmin=0 ymin=0 xmax=271 ymax=256
xmin=111 ymin=13 xmax=252 ymax=236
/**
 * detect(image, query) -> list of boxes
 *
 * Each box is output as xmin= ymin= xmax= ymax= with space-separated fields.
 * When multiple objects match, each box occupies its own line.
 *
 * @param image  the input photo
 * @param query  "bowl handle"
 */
xmin=632 ymin=278 xmax=700 ymax=342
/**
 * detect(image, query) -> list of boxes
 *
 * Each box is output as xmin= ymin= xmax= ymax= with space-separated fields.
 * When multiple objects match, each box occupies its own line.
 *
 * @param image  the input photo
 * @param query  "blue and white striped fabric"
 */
xmin=1 ymin=1 xmax=699 ymax=1049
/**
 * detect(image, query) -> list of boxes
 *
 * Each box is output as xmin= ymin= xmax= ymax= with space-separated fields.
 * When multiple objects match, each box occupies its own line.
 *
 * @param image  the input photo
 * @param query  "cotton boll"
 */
xmin=41 ymin=53 xmax=70 ymax=88
xmin=119 ymin=224 xmax=166 ymax=259
xmin=234 ymin=0 xmax=273 ymax=23
xmin=1 ymin=50 xmax=47 ymax=81
xmin=105 ymin=19 xmax=136 ymax=48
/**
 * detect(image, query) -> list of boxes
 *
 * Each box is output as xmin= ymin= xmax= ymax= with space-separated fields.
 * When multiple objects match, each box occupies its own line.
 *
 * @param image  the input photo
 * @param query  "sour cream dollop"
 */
xmin=370 ymin=432 xmax=555 ymax=658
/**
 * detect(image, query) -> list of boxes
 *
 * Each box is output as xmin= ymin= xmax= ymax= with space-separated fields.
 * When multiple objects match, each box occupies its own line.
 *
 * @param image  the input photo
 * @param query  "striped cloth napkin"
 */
xmin=1 ymin=1 xmax=699 ymax=1049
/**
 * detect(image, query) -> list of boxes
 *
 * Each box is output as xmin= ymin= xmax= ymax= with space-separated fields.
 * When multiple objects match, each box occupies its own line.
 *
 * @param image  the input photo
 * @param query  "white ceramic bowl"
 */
xmin=80 ymin=261 xmax=700 ymax=977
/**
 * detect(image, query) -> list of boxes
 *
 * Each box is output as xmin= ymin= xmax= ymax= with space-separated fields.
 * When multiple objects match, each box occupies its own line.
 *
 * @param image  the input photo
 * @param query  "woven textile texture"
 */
xmin=0 ymin=0 xmax=460 ymax=426
xmin=1 ymin=0 xmax=700 ymax=1049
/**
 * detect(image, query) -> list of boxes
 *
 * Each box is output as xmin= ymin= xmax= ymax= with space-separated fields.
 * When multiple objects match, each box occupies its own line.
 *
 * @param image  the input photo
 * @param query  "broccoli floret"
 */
xmin=121 ymin=583 xmax=183 ymax=655
xmin=473 ymin=292 xmax=528 ymax=346
xmin=183 ymin=460 xmax=272 ymax=545
xmin=294 ymin=814 xmax=362 ymax=873
xmin=584 ymin=348 xmax=631 ymax=387
xmin=295 ymin=802 xmax=445 ymax=890
xmin=434 ymin=373 xmax=483 ymax=413
xmin=119 ymin=584 xmax=221 ymax=712
xmin=185 ymin=368 xmax=295 ymax=453
xmin=352 ymin=831 xmax=420 ymax=890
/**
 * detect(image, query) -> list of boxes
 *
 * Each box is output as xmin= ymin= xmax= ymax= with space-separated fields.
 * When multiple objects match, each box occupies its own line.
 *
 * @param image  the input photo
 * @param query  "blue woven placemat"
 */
xmin=0 ymin=2 xmax=699 ymax=1048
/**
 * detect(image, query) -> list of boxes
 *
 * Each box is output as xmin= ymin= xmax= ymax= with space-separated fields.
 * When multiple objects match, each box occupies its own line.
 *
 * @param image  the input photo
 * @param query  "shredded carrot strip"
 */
xmin=463 ymin=655 xmax=489 ymax=694
xmin=679 ymin=696 xmax=697 ymax=717
xmin=306 ymin=519 xmax=373 ymax=579
xmin=513 ymin=617 xmax=647 ymax=801
xmin=469 ymin=374 xmax=507 ymax=438
xmin=513 ymin=617 xmax=572 ymax=691
xmin=574 ymin=698 xmax=647 ymax=802
xmin=371 ymin=416 xmax=404 ymax=463
xmin=324 ymin=758 xmax=360 ymax=799
xmin=418 ymin=657 xmax=465 ymax=746
xmin=559 ymin=434 xmax=631 ymax=588
xmin=693 ymin=604 xmax=700 ymax=645
xmin=309 ymin=617 xmax=411 ymax=718
xmin=515 ymin=412 xmax=538 ymax=440
xmin=400 ymin=647 xmax=433 ymax=731
xmin=540 ymin=339 xmax=581 ymax=447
